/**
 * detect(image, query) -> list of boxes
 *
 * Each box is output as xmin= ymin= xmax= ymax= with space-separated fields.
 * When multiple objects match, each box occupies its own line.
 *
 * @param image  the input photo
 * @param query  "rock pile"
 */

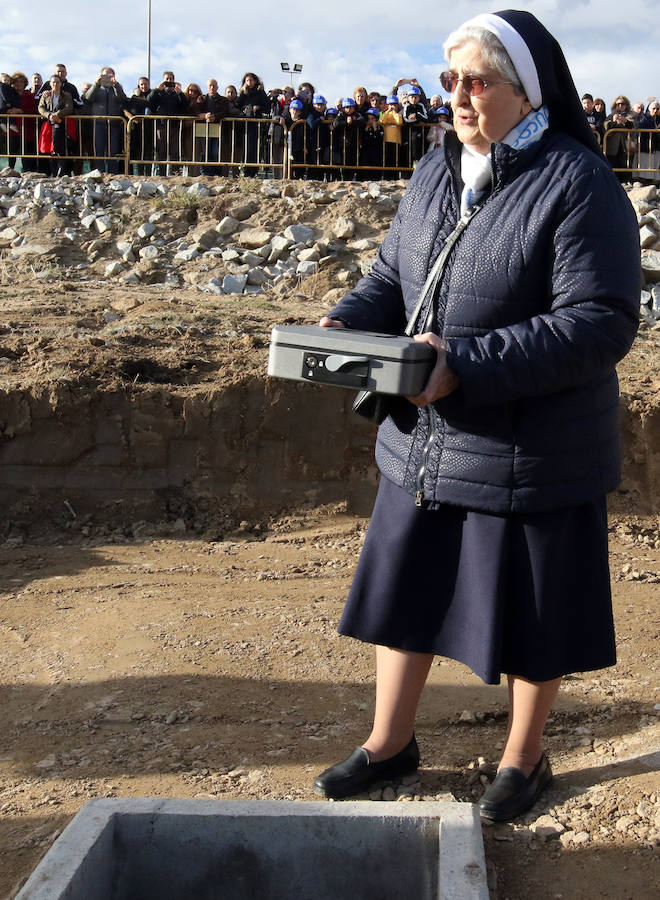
xmin=628 ymin=183 xmax=660 ymax=327
xmin=0 ymin=168 xmax=403 ymax=297
xmin=0 ymin=168 xmax=656 ymax=323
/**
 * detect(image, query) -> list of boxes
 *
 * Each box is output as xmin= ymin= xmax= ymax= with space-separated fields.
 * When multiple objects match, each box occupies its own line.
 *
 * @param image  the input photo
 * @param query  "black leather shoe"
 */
xmin=479 ymin=753 xmax=552 ymax=822
xmin=313 ymin=735 xmax=420 ymax=799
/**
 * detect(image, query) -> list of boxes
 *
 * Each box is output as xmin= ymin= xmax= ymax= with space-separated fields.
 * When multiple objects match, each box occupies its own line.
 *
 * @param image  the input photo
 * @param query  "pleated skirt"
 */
xmin=338 ymin=476 xmax=616 ymax=685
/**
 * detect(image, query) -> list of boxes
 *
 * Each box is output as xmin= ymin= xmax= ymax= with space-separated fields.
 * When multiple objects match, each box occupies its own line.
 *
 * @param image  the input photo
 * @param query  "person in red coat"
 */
xmin=7 ymin=72 xmax=38 ymax=171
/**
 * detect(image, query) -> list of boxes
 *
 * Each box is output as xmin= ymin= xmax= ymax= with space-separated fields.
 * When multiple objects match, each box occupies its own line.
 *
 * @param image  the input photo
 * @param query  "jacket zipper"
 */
xmin=415 ymin=410 xmax=436 ymax=506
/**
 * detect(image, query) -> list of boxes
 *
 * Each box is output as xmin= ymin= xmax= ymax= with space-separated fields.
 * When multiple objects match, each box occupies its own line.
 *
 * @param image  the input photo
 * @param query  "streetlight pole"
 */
xmin=147 ymin=0 xmax=152 ymax=82
xmin=280 ymin=62 xmax=303 ymax=90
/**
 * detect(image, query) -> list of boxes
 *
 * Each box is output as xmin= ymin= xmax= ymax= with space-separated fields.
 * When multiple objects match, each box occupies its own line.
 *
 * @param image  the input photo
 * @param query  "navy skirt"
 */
xmin=338 ymin=476 xmax=616 ymax=685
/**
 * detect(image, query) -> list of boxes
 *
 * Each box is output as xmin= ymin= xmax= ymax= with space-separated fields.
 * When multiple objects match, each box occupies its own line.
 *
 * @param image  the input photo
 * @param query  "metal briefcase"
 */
xmin=267 ymin=325 xmax=435 ymax=395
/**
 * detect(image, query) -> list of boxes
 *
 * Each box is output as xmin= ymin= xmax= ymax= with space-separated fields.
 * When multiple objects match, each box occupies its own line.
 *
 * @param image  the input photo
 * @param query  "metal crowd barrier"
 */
xmin=0 ymin=113 xmax=130 ymax=174
xmin=602 ymin=128 xmax=660 ymax=179
xmin=287 ymin=118 xmax=448 ymax=179
xmin=2 ymin=114 xmax=659 ymax=182
xmin=126 ymin=115 xmax=282 ymax=176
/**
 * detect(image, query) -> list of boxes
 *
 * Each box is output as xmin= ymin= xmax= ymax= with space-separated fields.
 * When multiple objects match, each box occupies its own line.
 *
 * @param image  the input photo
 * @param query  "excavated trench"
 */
xmin=0 ymin=375 xmax=658 ymax=537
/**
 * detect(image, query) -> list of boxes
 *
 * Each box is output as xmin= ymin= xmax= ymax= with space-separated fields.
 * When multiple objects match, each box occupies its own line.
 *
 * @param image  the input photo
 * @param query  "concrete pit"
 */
xmin=17 ymin=799 xmax=489 ymax=900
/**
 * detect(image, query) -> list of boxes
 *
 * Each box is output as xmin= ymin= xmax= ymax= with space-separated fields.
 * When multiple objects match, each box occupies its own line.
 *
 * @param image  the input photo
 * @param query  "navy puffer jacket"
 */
xmin=329 ymin=130 xmax=640 ymax=514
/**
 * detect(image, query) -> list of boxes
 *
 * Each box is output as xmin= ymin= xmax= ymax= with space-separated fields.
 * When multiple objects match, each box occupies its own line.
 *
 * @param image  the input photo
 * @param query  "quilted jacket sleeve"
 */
xmin=445 ymin=165 xmax=640 ymax=407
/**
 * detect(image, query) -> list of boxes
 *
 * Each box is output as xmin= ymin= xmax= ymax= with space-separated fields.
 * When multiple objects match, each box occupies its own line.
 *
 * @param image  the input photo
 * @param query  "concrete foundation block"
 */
xmin=17 ymin=799 xmax=488 ymax=900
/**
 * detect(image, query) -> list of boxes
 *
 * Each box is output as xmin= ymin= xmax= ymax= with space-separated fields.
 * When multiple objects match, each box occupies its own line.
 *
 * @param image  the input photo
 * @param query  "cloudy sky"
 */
xmin=3 ymin=1 xmax=658 ymax=108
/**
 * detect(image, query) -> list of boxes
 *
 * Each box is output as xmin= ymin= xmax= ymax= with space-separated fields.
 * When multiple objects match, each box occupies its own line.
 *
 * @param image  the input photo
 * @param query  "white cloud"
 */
xmin=2 ymin=0 xmax=656 ymax=106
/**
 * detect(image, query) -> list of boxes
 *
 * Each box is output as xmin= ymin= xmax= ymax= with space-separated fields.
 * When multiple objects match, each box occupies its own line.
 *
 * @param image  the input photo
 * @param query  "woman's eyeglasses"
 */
xmin=440 ymin=71 xmax=512 ymax=96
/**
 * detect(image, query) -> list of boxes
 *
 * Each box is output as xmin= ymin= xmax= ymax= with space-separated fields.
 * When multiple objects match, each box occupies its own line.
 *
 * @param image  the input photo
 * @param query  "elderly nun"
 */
xmin=313 ymin=10 xmax=639 ymax=822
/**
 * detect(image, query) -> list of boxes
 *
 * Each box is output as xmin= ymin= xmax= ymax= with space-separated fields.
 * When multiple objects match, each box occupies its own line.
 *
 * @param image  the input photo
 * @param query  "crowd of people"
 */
xmin=582 ymin=92 xmax=660 ymax=180
xmin=0 ymin=65 xmax=659 ymax=180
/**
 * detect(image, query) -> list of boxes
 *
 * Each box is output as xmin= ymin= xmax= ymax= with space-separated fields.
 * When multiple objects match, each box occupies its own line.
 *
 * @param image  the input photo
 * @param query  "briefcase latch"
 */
xmin=301 ymin=353 xmax=370 ymax=388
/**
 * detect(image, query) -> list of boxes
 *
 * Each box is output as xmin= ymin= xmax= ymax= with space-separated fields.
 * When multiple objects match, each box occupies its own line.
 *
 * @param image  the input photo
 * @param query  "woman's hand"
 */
xmin=406 ymin=333 xmax=459 ymax=407
xmin=319 ymin=316 xmax=345 ymax=328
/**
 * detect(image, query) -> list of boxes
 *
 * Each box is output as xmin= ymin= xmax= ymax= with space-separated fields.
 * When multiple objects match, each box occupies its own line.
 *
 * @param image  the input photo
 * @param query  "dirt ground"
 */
xmin=0 ymin=175 xmax=659 ymax=898
xmin=0 ymin=511 xmax=658 ymax=899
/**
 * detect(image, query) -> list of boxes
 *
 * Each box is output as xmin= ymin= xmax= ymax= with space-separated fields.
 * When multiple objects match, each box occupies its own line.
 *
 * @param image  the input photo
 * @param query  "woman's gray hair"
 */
xmin=443 ymin=25 xmax=525 ymax=95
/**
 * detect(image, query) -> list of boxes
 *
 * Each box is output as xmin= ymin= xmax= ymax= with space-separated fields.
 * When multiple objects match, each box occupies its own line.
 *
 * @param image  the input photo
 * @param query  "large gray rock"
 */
xmin=333 ymin=217 xmax=355 ymax=239
xmin=108 ymin=179 xmax=132 ymax=192
xmin=247 ymin=267 xmax=268 ymax=285
xmin=652 ymin=284 xmax=660 ymax=312
xmin=222 ymin=273 xmax=248 ymax=294
xmin=296 ymin=260 xmax=319 ymax=276
xmin=640 ymin=225 xmax=657 ymax=249
xmin=630 ymin=199 xmax=653 ymax=217
xmin=204 ymin=277 xmax=223 ymax=294
xmin=174 ymin=248 xmax=199 ymax=262
xmin=136 ymin=181 xmax=159 ymax=197
xmin=241 ymin=251 xmax=264 ymax=267
xmin=137 ymin=222 xmax=156 ymax=239
xmin=641 ymin=249 xmax=660 ymax=281
xmin=628 ymin=185 xmax=657 ymax=203
xmin=9 ymin=243 xmax=49 ymax=257
xmin=261 ymin=183 xmax=281 ymax=197
xmin=646 ymin=208 xmax=660 ymax=231
xmin=33 ymin=183 xmax=51 ymax=202
xmin=229 ymin=200 xmax=258 ymax=221
xmin=271 ymin=234 xmax=293 ymax=253
xmin=239 ymin=229 xmax=273 ymax=249
xmin=216 ymin=216 xmax=240 ymax=236
xmin=298 ymin=248 xmax=320 ymax=262
xmin=139 ymin=245 xmax=160 ymax=260
xmin=105 ymin=261 xmax=125 ymax=277
xmin=348 ymin=238 xmax=377 ymax=251
xmin=376 ymin=196 xmax=397 ymax=213
xmin=191 ymin=227 xmax=218 ymax=249
xmin=188 ymin=183 xmax=211 ymax=198
xmin=284 ymin=224 xmax=316 ymax=243
xmin=95 ymin=216 xmax=112 ymax=234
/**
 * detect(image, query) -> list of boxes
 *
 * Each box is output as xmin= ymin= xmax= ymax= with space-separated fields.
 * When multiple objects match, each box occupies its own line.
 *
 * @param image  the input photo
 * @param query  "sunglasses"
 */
xmin=440 ymin=71 xmax=512 ymax=97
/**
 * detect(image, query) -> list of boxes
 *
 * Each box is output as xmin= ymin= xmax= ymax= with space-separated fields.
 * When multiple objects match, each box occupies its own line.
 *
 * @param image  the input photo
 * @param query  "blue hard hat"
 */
xmin=313 ymin=94 xmax=326 ymax=105
xmin=341 ymin=98 xmax=355 ymax=108
xmin=325 ymin=107 xmax=338 ymax=115
xmin=407 ymin=85 xmax=421 ymax=95
xmin=386 ymin=95 xmax=398 ymax=104
xmin=366 ymin=107 xmax=380 ymax=117
xmin=289 ymin=99 xmax=304 ymax=110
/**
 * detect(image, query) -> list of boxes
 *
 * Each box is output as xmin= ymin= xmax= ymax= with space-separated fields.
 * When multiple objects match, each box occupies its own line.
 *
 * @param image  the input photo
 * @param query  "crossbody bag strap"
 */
xmin=405 ymin=206 xmax=482 ymax=337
